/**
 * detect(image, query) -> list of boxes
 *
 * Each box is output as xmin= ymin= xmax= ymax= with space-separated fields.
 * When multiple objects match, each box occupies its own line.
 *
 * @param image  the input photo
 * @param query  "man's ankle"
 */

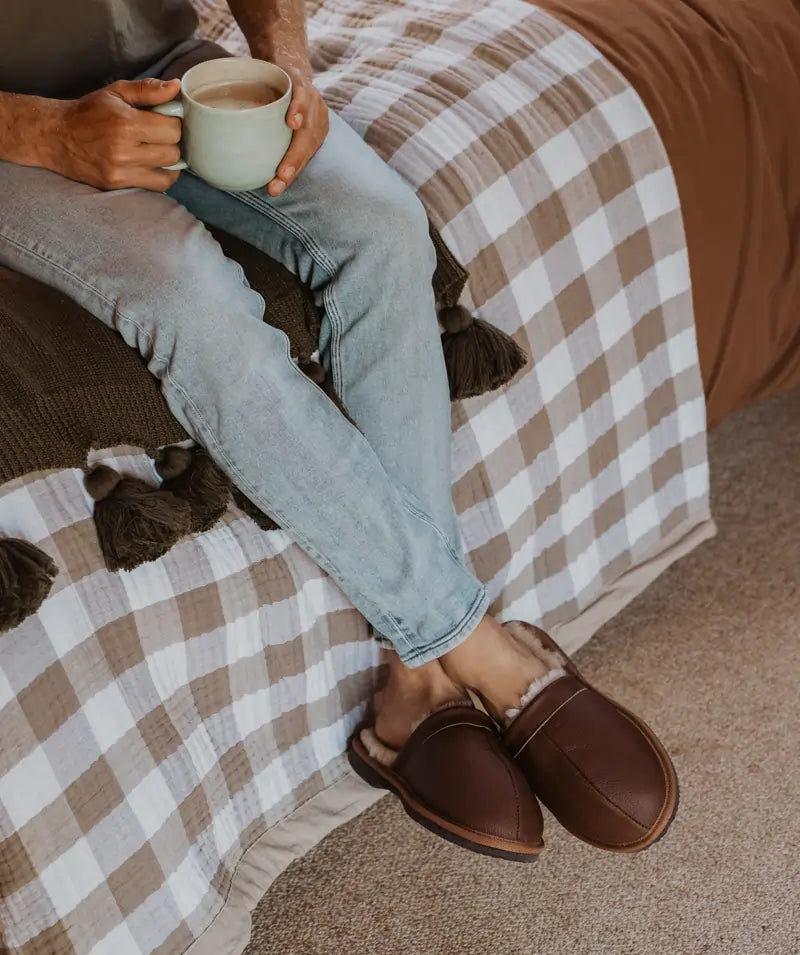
xmin=440 ymin=618 xmax=552 ymax=717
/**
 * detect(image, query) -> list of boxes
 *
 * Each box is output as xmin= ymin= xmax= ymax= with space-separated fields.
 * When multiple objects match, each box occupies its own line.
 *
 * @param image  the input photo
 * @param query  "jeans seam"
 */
xmin=399 ymin=585 xmax=489 ymax=667
xmin=1 ymin=231 xmax=174 ymax=375
xmin=227 ymin=190 xmax=347 ymax=400
xmin=321 ymin=284 xmax=346 ymax=402
xmin=0 ymin=230 xmax=154 ymax=329
xmin=227 ymin=190 xmax=339 ymax=273
xmin=0 ymin=229 xmax=413 ymax=644
xmin=158 ymin=340 xmax=415 ymax=653
xmin=3 ymin=223 xmax=462 ymax=657
xmin=398 ymin=493 xmax=463 ymax=567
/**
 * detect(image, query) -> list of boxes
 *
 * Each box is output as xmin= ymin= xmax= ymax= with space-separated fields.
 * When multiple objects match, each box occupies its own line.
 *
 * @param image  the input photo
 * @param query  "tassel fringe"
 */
xmin=298 ymin=357 xmax=326 ymax=384
xmin=440 ymin=305 xmax=527 ymax=400
xmin=0 ymin=538 xmax=58 ymax=634
xmin=85 ymin=464 xmax=192 ymax=572
xmin=154 ymin=446 xmax=231 ymax=534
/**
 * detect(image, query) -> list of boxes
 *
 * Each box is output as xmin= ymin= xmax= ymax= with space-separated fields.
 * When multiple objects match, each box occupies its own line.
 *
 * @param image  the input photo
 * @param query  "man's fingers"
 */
xmin=101 ymin=166 xmax=180 ymax=192
xmin=135 ymin=144 xmax=183 ymax=168
xmin=130 ymin=167 xmax=182 ymax=192
xmin=108 ymin=78 xmax=182 ymax=144
xmin=267 ymin=86 xmax=328 ymax=196
xmin=287 ymin=86 xmax=309 ymax=129
xmin=133 ymin=111 xmax=183 ymax=144
xmin=287 ymin=150 xmax=312 ymax=183
xmin=276 ymin=129 xmax=315 ymax=184
xmin=111 ymin=77 xmax=181 ymax=107
xmin=269 ymin=152 xmax=311 ymax=196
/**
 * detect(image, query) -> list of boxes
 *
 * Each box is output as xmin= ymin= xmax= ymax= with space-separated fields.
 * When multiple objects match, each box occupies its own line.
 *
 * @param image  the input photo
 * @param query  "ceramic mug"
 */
xmin=153 ymin=57 xmax=293 ymax=191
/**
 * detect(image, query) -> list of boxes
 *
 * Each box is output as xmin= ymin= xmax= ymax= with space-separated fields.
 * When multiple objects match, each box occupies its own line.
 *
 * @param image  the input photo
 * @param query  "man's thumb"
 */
xmin=111 ymin=77 xmax=181 ymax=107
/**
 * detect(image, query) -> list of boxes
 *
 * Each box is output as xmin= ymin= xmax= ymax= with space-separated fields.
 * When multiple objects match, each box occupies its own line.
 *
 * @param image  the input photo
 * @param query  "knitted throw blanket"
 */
xmin=0 ymin=224 xmax=526 ymax=632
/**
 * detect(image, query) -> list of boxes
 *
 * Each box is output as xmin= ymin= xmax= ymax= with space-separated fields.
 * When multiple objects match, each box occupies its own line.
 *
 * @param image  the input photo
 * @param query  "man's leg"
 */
xmin=0 ymin=141 xmax=674 ymax=862
xmin=0 ymin=158 xmax=487 ymax=667
xmin=167 ymin=112 xmax=463 ymax=559
xmin=0 ymin=147 xmax=549 ymax=730
xmin=166 ymin=113 xmax=554 ymax=736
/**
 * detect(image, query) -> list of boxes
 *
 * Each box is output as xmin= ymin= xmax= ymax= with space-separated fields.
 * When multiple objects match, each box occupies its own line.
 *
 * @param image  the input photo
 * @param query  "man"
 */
xmin=0 ymin=0 xmax=677 ymax=859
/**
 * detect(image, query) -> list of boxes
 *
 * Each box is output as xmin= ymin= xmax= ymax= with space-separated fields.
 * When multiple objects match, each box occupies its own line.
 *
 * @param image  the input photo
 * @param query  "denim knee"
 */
xmin=366 ymin=189 xmax=437 ymax=281
xmin=115 ymin=227 xmax=266 ymax=368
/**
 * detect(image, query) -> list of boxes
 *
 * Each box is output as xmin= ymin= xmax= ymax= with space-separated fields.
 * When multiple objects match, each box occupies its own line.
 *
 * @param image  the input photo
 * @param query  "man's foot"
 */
xmin=438 ymin=616 xmax=678 ymax=852
xmin=349 ymin=658 xmax=545 ymax=861
xmin=440 ymin=614 xmax=565 ymax=722
xmin=371 ymin=653 xmax=466 ymax=752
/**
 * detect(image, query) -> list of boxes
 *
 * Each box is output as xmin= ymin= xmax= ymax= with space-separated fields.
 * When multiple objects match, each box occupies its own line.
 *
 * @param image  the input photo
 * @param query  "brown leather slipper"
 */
xmin=348 ymin=703 xmax=544 ymax=862
xmin=502 ymin=622 xmax=679 ymax=853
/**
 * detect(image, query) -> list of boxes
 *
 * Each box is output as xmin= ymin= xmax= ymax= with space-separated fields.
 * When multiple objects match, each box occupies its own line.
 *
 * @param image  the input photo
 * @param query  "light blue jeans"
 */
xmin=0 ymin=111 xmax=489 ymax=665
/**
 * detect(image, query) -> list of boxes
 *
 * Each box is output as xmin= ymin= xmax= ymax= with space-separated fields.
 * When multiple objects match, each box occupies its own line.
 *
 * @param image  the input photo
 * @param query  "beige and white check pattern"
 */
xmin=0 ymin=2 xmax=710 ymax=953
xmin=200 ymin=0 xmax=710 ymax=622
xmin=0 ymin=450 xmax=377 ymax=955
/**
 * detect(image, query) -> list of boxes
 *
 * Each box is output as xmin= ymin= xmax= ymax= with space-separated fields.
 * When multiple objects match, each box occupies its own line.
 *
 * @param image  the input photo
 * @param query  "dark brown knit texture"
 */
xmin=0 ymin=222 xmax=468 ymax=491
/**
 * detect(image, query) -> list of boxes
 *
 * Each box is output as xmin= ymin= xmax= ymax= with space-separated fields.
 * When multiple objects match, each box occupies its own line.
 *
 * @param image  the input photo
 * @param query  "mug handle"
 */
xmin=152 ymin=100 xmax=188 ymax=171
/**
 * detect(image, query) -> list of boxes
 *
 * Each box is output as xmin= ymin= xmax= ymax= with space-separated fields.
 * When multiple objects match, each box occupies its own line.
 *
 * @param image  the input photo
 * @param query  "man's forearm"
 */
xmin=227 ymin=0 xmax=311 ymax=79
xmin=0 ymin=92 xmax=61 ymax=168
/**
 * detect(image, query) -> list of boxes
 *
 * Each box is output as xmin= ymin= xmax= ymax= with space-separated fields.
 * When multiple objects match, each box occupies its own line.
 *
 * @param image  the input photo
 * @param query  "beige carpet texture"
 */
xmin=245 ymin=388 xmax=800 ymax=955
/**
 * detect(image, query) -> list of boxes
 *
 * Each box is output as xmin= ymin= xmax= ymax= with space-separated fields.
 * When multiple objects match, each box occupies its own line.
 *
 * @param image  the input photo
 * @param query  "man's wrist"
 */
xmin=0 ymin=92 xmax=67 ymax=170
xmin=31 ymin=98 xmax=69 ymax=172
xmin=251 ymin=40 xmax=312 ymax=83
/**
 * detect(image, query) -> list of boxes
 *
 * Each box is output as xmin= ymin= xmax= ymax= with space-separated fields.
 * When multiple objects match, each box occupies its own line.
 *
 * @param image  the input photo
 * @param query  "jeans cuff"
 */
xmin=395 ymin=584 xmax=490 ymax=668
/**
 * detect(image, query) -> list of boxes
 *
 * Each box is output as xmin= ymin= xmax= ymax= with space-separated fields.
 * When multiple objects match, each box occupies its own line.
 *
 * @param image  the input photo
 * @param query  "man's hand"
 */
xmin=267 ymin=69 xmax=329 ymax=197
xmin=226 ymin=0 xmax=328 ymax=195
xmin=44 ymin=78 xmax=184 ymax=191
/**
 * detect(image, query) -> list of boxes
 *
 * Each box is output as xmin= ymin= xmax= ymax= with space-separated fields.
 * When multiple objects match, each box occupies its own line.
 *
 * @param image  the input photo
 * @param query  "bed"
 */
xmin=534 ymin=0 xmax=800 ymax=428
xmin=1 ymin=1 xmax=798 ymax=953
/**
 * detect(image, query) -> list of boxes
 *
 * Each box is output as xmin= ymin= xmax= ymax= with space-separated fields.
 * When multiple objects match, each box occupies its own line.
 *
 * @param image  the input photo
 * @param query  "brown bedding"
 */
xmin=536 ymin=0 xmax=800 ymax=427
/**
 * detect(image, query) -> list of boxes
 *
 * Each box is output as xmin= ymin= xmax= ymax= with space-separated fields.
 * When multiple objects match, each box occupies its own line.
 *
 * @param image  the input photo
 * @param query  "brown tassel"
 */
xmin=154 ymin=446 xmax=231 ymax=534
xmin=85 ymin=464 xmax=192 ymax=572
xmin=440 ymin=305 xmax=528 ymax=400
xmin=0 ymin=538 xmax=58 ymax=634
xmin=231 ymin=488 xmax=281 ymax=532
xmin=298 ymin=357 xmax=326 ymax=385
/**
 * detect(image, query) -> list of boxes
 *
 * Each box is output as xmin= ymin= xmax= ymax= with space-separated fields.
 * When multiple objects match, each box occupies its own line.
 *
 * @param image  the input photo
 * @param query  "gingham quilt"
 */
xmin=0 ymin=2 xmax=711 ymax=953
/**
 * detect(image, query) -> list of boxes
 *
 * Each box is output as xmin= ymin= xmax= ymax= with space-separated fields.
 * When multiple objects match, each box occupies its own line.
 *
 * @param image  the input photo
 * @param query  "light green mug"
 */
xmin=153 ymin=57 xmax=293 ymax=192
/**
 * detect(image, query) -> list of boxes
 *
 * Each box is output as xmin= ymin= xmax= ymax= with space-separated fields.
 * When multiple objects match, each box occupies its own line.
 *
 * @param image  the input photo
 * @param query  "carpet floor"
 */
xmin=246 ymin=387 xmax=800 ymax=955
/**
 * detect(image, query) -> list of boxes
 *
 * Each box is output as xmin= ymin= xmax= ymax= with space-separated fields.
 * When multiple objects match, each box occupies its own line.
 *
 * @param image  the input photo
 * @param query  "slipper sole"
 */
xmin=348 ymin=735 xmax=543 ymax=863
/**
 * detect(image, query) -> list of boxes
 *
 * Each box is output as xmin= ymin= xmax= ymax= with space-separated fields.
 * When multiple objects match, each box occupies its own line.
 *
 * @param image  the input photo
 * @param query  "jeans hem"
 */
xmin=396 ymin=585 xmax=490 ymax=668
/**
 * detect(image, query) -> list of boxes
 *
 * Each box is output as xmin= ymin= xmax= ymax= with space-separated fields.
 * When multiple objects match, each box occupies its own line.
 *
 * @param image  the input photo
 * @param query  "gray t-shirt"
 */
xmin=0 ymin=1 xmax=199 ymax=98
